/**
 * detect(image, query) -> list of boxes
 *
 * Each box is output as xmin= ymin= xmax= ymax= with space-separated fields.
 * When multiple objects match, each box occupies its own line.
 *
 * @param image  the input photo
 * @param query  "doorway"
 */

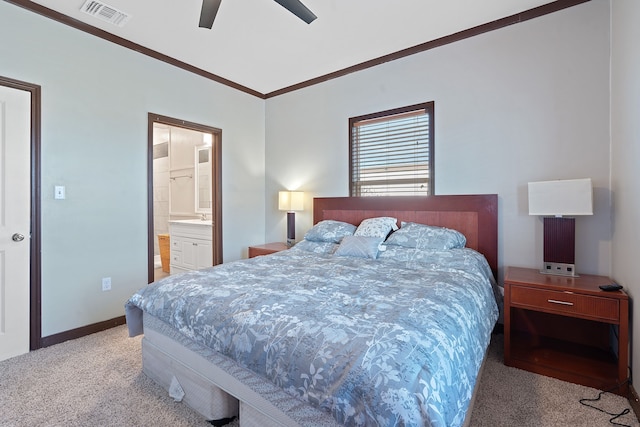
xmin=147 ymin=113 xmax=222 ymax=283
xmin=0 ymin=75 xmax=42 ymax=358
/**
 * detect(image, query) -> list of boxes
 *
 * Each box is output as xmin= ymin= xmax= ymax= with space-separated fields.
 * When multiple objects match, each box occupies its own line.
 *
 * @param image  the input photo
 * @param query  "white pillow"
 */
xmin=354 ymin=217 xmax=398 ymax=238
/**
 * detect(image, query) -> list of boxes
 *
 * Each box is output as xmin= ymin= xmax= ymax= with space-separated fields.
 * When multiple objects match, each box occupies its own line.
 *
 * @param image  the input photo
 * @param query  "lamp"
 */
xmin=278 ymin=191 xmax=304 ymax=247
xmin=528 ymin=178 xmax=593 ymax=276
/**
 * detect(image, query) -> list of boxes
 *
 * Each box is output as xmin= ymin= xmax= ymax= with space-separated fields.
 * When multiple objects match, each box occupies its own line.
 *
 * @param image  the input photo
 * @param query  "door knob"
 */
xmin=12 ymin=233 xmax=25 ymax=242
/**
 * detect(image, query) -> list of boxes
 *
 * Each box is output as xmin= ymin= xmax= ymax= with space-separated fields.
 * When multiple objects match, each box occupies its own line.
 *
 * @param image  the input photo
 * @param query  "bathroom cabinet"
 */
xmin=169 ymin=220 xmax=213 ymax=274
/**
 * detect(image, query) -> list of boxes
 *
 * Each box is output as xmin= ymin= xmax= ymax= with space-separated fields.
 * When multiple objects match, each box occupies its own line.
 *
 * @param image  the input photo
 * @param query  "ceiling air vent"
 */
xmin=80 ymin=0 xmax=131 ymax=27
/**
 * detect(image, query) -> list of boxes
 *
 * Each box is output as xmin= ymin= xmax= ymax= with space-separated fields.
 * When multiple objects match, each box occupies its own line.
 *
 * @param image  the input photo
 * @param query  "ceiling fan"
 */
xmin=199 ymin=0 xmax=317 ymax=29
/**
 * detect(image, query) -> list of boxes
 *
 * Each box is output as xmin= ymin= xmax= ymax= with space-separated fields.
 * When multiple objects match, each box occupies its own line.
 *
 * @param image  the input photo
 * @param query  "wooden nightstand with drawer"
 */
xmin=248 ymin=242 xmax=288 ymax=258
xmin=504 ymin=266 xmax=629 ymax=394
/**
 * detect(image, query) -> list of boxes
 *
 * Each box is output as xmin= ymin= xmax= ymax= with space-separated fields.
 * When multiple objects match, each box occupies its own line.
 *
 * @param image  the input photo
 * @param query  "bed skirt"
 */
xmin=142 ymin=312 xmax=340 ymax=426
xmin=140 ymin=312 xmax=486 ymax=427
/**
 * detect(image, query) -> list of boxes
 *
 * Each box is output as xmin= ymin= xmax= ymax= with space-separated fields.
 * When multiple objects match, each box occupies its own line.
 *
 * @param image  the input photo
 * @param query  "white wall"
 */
xmin=611 ymin=0 xmax=640 ymax=394
xmin=265 ymin=1 xmax=611 ymax=282
xmin=0 ymin=2 xmax=266 ymax=337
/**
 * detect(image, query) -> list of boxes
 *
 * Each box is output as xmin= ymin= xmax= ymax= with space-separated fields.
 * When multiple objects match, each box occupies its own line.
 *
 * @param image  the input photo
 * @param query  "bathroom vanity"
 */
xmin=169 ymin=219 xmax=213 ymax=274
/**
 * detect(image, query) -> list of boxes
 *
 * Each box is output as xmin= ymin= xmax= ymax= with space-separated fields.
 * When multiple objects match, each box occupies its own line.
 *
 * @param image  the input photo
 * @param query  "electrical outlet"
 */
xmin=102 ymin=277 xmax=111 ymax=291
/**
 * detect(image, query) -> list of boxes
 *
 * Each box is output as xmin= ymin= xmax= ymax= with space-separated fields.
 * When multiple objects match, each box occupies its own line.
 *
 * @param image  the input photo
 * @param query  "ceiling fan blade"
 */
xmin=273 ymin=0 xmax=317 ymax=24
xmin=199 ymin=0 xmax=222 ymax=29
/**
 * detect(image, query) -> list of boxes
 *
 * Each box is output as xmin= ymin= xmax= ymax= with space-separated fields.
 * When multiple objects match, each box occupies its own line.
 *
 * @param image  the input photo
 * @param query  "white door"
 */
xmin=0 ymin=85 xmax=31 ymax=361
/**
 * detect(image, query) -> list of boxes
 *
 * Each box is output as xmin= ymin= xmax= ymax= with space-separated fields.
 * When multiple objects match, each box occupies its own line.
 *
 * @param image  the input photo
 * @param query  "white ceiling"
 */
xmin=29 ymin=0 xmax=558 ymax=95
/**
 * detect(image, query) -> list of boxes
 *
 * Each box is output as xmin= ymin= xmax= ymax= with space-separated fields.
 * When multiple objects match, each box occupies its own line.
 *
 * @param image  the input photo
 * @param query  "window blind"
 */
xmin=350 ymin=103 xmax=433 ymax=196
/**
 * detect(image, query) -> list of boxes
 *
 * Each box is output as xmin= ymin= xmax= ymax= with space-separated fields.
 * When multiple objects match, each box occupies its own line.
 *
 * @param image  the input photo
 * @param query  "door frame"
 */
xmin=147 ymin=113 xmax=222 ymax=283
xmin=0 ymin=75 xmax=42 ymax=351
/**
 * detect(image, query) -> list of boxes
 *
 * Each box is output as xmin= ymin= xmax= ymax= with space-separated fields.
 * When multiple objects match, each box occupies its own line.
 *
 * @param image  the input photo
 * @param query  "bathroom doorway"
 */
xmin=147 ymin=113 xmax=222 ymax=283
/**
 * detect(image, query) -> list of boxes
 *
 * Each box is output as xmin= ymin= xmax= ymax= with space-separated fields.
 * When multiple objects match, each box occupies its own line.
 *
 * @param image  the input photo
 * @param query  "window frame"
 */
xmin=349 ymin=101 xmax=435 ymax=197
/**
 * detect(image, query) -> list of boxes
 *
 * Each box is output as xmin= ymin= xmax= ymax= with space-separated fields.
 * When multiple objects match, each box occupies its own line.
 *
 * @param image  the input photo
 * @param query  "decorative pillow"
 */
xmin=354 ymin=217 xmax=399 ymax=238
xmin=384 ymin=221 xmax=467 ymax=250
xmin=303 ymin=220 xmax=356 ymax=243
xmin=335 ymin=235 xmax=385 ymax=259
xmin=291 ymin=240 xmax=339 ymax=255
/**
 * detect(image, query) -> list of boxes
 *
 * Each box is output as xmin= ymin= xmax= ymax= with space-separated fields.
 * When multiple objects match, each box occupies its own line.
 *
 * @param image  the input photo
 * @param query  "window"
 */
xmin=349 ymin=102 xmax=434 ymax=196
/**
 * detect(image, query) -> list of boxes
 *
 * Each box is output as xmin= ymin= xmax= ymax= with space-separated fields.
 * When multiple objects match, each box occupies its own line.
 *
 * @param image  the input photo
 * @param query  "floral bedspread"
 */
xmin=126 ymin=248 xmax=498 ymax=427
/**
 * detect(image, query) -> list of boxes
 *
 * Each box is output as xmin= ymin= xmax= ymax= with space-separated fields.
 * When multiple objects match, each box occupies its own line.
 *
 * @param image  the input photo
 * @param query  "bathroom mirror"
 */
xmin=195 ymin=145 xmax=212 ymax=214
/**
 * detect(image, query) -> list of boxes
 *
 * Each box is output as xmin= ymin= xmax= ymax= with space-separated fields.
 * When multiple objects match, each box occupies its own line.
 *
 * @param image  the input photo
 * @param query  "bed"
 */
xmin=126 ymin=195 xmax=499 ymax=427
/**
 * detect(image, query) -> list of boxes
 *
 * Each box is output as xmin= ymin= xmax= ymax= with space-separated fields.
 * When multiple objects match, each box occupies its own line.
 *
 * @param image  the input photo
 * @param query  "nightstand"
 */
xmin=504 ymin=266 xmax=629 ymax=395
xmin=248 ymin=242 xmax=288 ymax=258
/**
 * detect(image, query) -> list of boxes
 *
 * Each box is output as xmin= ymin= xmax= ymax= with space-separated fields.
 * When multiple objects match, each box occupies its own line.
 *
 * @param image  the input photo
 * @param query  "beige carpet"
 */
xmin=0 ymin=326 xmax=637 ymax=427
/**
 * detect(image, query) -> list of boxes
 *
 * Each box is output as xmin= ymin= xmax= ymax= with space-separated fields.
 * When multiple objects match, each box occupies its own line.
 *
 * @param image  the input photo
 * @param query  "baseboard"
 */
xmin=628 ymin=384 xmax=640 ymax=422
xmin=40 ymin=315 xmax=126 ymax=348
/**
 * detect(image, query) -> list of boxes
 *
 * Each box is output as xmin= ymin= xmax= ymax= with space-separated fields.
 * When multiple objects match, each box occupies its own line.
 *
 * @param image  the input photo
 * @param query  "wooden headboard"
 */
xmin=313 ymin=195 xmax=498 ymax=278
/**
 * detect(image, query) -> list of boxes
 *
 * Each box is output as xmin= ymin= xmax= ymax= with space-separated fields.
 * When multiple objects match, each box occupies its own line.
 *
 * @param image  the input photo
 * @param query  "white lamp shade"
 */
xmin=528 ymin=178 xmax=593 ymax=216
xmin=278 ymin=191 xmax=304 ymax=211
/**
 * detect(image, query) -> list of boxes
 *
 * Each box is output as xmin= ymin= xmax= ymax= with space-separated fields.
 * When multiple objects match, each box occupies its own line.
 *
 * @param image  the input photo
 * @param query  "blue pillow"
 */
xmin=335 ymin=235 xmax=384 ymax=259
xmin=304 ymin=220 xmax=356 ymax=243
xmin=384 ymin=222 xmax=466 ymax=250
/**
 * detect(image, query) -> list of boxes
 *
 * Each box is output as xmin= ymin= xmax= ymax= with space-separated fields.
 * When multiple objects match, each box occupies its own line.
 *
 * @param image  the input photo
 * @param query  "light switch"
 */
xmin=54 ymin=185 xmax=66 ymax=200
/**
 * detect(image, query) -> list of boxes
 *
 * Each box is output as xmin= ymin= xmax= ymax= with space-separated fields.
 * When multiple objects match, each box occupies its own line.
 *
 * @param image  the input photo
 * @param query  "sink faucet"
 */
xmin=201 ymin=213 xmax=208 ymax=221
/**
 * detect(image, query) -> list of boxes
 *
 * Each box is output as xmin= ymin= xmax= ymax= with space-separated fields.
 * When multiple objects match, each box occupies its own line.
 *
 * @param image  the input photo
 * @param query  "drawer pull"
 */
xmin=548 ymin=299 xmax=574 ymax=306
